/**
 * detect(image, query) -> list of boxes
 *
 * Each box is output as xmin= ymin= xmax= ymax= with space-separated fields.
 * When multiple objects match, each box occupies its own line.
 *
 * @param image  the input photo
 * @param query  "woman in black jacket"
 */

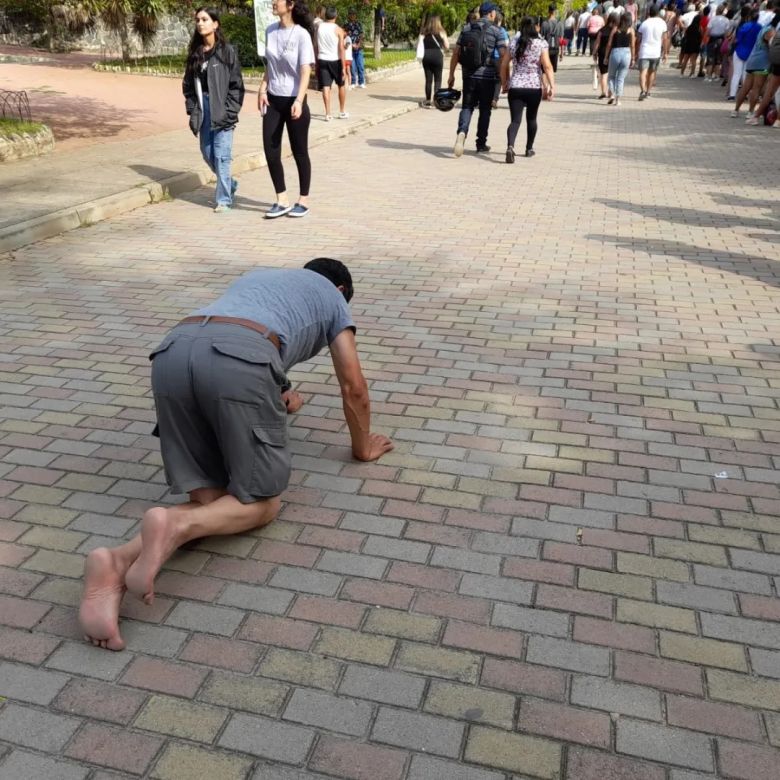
xmin=183 ymin=7 xmax=245 ymax=213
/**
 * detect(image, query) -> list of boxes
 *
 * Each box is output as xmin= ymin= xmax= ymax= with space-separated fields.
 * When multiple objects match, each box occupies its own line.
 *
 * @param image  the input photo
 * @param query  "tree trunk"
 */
xmin=119 ymin=18 xmax=130 ymax=61
xmin=374 ymin=33 xmax=381 ymax=60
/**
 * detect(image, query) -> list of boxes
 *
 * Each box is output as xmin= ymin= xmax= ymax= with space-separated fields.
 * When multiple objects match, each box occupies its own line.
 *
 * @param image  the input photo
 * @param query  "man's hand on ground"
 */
xmin=282 ymin=389 xmax=304 ymax=414
xmin=354 ymin=433 xmax=394 ymax=462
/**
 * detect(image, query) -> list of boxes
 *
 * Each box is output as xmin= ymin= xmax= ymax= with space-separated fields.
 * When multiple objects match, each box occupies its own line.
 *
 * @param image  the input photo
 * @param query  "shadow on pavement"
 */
xmin=595 ymin=198 xmax=780 ymax=234
xmin=587 ymin=232 xmax=780 ymax=288
xmin=365 ymin=138 xmax=452 ymax=158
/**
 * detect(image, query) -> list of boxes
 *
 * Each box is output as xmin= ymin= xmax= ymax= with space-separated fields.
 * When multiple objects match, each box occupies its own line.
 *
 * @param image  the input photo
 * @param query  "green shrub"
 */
xmin=220 ymin=13 xmax=263 ymax=68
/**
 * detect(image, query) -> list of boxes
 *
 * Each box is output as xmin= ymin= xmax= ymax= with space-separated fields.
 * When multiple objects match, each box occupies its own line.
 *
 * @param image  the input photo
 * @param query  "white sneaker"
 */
xmin=325 ymin=115 xmax=333 ymax=122
xmin=730 ymin=109 xmax=739 ymax=118
xmin=358 ymin=84 xmax=366 ymax=89
xmin=339 ymin=111 xmax=349 ymax=119
xmin=348 ymin=85 xmax=355 ymax=90
xmin=453 ymin=131 xmax=465 ymax=158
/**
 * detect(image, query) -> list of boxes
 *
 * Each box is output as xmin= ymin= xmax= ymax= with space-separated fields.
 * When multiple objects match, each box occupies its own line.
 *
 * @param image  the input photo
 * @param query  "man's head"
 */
xmin=649 ymin=4 xmax=658 ymax=15
xmin=548 ymin=3 xmax=557 ymax=15
xmin=479 ymin=2 xmax=498 ymax=20
xmin=325 ymin=5 xmax=337 ymax=20
xmin=304 ymin=258 xmax=354 ymax=302
xmin=348 ymin=7 xmax=357 ymax=19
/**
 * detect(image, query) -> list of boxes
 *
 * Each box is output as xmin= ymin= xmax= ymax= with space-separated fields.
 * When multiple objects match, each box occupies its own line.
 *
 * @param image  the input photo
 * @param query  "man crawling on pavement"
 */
xmin=78 ymin=258 xmax=394 ymax=650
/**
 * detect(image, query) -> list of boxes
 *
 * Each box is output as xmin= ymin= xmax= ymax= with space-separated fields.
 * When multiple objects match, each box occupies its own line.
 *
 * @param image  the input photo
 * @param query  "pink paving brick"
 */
xmin=289 ymin=595 xmax=367 ymax=628
xmin=0 ymin=625 xmax=60 ymax=663
xmin=252 ymin=539 xmax=320 ymax=567
xmin=535 ymin=585 xmax=614 ymax=619
xmin=615 ymin=651 xmax=703 ymax=695
xmin=666 ymin=695 xmax=764 ymax=741
xmin=179 ymin=633 xmax=263 ymax=673
xmin=543 ymin=541 xmax=614 ymax=570
xmin=403 ymin=521 xmax=470 ymax=548
xmin=503 ymin=558 xmax=575 ymax=586
xmin=482 ymin=497 xmax=547 ymax=519
xmin=566 ymin=746 xmax=665 ymax=780
xmin=444 ymin=508 xmax=510 ymax=533
xmin=237 ymin=614 xmax=318 ymax=650
xmin=361 ymin=480 xmax=420 ymax=502
xmin=413 ymin=591 xmax=491 ymax=624
xmin=481 ymin=658 xmax=567 ymax=701
xmin=388 ymin=561 xmax=461 ymax=592
xmin=0 ymin=541 xmax=34 ymax=566
xmin=280 ymin=503 xmax=342 ymax=526
xmin=581 ymin=529 xmax=651 ymax=554
xmin=617 ymin=515 xmax=685 ymax=538
xmin=0 ymin=593 xmax=51 ymax=629
xmin=53 ymin=678 xmax=146 ymax=724
xmin=120 ymin=657 xmax=207 ymax=698
xmin=442 ymin=620 xmax=524 ymax=659
xmin=153 ymin=571 xmax=224 ymax=602
xmin=309 ymin=736 xmax=408 ymax=780
xmin=341 ymin=578 xmax=414 ymax=610
xmin=717 ymin=738 xmax=780 ymax=780
xmin=519 ymin=698 xmax=611 ymax=748
xmin=200 ymin=556 xmax=274 ymax=584
xmin=738 ymin=594 xmax=780 ymax=622
xmin=383 ymin=499 xmax=444 ymax=523
xmin=298 ymin=526 xmax=366 ymax=552
xmin=65 ymin=723 xmax=163 ymax=774
xmin=573 ymin=616 xmax=656 ymax=653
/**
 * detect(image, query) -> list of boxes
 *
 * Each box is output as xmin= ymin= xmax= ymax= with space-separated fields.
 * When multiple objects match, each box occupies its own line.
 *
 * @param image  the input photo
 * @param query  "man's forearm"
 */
xmin=342 ymin=385 xmax=371 ymax=458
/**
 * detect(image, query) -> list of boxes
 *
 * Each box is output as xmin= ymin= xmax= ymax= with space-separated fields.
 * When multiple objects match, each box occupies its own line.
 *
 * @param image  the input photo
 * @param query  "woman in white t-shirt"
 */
xmin=500 ymin=16 xmax=555 ymax=162
xmin=258 ymin=0 xmax=316 ymax=218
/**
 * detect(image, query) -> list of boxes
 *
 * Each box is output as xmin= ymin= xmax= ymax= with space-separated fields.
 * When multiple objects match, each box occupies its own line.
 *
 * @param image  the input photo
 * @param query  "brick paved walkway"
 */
xmin=0 ymin=61 xmax=779 ymax=779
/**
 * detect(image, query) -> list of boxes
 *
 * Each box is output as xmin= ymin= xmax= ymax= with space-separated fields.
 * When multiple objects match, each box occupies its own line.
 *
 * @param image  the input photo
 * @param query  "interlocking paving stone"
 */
xmin=616 ymin=719 xmax=714 ymax=771
xmin=45 ymin=641 xmax=132 ymax=680
xmin=283 ymin=688 xmax=373 ymax=736
xmin=0 ymin=750 xmax=89 ymax=780
xmin=133 ymin=695 xmax=228 ymax=741
xmin=0 ymin=702 xmax=81 ymax=752
xmin=371 ymin=707 xmax=465 ymax=758
xmin=0 ymin=660 xmax=70 ymax=704
xmin=151 ymin=743 xmax=253 ymax=780
xmin=218 ymin=713 xmax=314 ymax=764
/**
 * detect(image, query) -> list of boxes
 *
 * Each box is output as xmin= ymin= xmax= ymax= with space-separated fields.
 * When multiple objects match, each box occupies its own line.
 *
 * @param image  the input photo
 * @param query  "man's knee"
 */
xmin=251 ymin=495 xmax=281 ymax=527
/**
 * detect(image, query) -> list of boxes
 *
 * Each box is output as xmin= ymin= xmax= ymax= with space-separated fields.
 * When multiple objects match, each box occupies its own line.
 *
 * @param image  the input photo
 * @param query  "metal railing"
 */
xmin=0 ymin=89 xmax=32 ymax=122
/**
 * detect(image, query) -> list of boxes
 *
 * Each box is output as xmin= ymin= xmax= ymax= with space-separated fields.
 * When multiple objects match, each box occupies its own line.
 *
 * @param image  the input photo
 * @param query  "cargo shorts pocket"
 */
xmin=250 ymin=424 xmax=291 ymax=498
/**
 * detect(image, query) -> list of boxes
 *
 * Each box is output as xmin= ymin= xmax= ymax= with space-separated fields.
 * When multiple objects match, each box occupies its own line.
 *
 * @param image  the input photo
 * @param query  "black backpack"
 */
xmin=459 ymin=21 xmax=489 ymax=70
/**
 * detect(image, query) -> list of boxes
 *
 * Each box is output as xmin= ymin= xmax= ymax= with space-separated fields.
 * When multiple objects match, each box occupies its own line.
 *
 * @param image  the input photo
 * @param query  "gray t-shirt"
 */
xmin=194 ymin=268 xmax=355 ymax=370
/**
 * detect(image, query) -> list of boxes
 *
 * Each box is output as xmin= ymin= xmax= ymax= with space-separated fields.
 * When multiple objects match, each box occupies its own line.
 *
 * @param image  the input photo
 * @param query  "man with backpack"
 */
xmin=447 ymin=1 xmax=507 ymax=157
xmin=541 ymin=4 xmax=564 ymax=72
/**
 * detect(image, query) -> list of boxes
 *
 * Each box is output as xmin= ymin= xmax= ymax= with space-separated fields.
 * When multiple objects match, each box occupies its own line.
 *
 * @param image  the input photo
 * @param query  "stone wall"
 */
xmin=0 ymin=124 xmax=54 ymax=163
xmin=0 ymin=11 xmax=191 ymax=58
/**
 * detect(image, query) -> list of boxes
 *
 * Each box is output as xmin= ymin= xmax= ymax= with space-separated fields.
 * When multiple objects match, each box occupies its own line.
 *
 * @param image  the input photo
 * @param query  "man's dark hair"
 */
xmin=304 ymin=258 xmax=354 ymax=302
xmin=325 ymin=6 xmax=337 ymax=20
xmin=649 ymin=5 xmax=657 ymax=15
xmin=548 ymin=3 xmax=556 ymax=13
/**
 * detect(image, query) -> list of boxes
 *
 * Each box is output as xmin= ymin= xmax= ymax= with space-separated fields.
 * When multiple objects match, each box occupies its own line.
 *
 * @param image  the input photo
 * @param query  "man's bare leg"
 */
xmin=78 ymin=487 xmax=230 ymax=649
xmin=125 ymin=490 xmax=280 ymax=604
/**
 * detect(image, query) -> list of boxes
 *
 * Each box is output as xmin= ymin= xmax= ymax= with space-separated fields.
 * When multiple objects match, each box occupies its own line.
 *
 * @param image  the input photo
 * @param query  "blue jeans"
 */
xmin=456 ymin=76 xmax=495 ymax=147
xmin=608 ymin=48 xmax=631 ymax=97
xmin=199 ymin=94 xmax=235 ymax=206
xmin=351 ymin=49 xmax=365 ymax=86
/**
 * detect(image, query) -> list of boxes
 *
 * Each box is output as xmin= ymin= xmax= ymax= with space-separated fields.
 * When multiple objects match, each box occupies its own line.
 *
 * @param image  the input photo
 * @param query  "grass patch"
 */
xmin=0 ymin=118 xmax=44 ymax=137
xmin=95 ymin=48 xmax=416 ymax=77
xmin=364 ymin=49 xmax=417 ymax=69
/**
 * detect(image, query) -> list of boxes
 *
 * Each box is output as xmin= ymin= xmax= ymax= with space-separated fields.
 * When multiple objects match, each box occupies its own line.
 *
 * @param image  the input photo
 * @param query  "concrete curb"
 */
xmin=0 ymin=96 xmax=419 ymax=255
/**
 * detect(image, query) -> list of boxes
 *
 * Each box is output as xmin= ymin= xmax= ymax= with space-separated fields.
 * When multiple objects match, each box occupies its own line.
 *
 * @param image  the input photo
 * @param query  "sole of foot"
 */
xmin=124 ymin=507 xmax=176 ymax=604
xmin=79 ymin=547 xmax=128 ymax=651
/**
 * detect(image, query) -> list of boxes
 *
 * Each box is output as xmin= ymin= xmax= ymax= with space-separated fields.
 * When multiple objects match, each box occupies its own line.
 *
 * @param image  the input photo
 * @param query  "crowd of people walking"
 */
xmin=181 ymin=1 xmax=779 ymax=218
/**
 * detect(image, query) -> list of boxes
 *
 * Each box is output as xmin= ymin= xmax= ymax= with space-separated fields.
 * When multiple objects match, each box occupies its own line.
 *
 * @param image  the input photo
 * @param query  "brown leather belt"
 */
xmin=179 ymin=316 xmax=281 ymax=352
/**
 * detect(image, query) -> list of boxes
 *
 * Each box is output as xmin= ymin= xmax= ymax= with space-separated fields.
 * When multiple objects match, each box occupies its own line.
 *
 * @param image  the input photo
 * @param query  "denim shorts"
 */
xmin=150 ymin=322 xmax=290 ymax=502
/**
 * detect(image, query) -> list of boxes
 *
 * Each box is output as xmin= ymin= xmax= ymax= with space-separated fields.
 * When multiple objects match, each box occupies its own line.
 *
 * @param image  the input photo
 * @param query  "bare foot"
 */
xmin=78 ymin=547 xmax=128 ymax=651
xmin=124 ymin=506 xmax=180 ymax=604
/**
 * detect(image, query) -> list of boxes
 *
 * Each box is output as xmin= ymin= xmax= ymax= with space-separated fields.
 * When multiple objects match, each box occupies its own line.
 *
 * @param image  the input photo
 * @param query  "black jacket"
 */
xmin=183 ymin=43 xmax=245 ymax=136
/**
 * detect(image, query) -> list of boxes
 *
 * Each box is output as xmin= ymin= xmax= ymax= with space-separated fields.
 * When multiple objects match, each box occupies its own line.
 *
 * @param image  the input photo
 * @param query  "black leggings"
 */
xmin=507 ymin=88 xmax=542 ymax=151
xmin=422 ymin=51 xmax=444 ymax=101
xmin=263 ymin=93 xmax=311 ymax=197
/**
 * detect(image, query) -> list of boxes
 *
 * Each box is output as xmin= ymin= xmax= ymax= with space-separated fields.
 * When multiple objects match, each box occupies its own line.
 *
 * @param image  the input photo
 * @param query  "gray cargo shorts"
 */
xmin=149 ymin=322 xmax=290 ymax=502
